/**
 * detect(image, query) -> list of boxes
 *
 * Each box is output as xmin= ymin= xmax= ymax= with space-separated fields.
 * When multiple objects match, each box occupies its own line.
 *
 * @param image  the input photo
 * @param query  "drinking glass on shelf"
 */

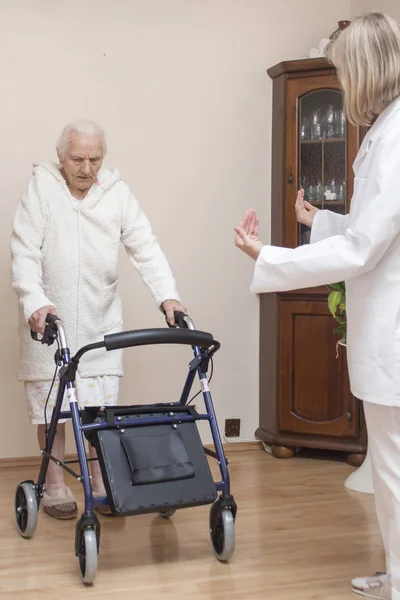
xmin=300 ymin=116 xmax=311 ymax=141
xmin=338 ymin=180 xmax=346 ymax=201
xmin=325 ymin=104 xmax=335 ymax=138
xmin=316 ymin=180 xmax=322 ymax=201
xmin=311 ymin=109 xmax=322 ymax=140
xmin=307 ymin=185 xmax=316 ymax=201
xmin=334 ymin=109 xmax=342 ymax=137
xmin=340 ymin=110 xmax=346 ymax=137
xmin=330 ymin=178 xmax=337 ymax=200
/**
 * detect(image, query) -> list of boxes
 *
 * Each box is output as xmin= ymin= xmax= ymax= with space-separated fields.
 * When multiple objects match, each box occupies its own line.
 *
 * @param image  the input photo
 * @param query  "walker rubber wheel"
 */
xmin=209 ymin=506 xmax=235 ymax=562
xmin=78 ymin=528 xmax=98 ymax=585
xmin=159 ymin=509 xmax=176 ymax=519
xmin=15 ymin=482 xmax=38 ymax=539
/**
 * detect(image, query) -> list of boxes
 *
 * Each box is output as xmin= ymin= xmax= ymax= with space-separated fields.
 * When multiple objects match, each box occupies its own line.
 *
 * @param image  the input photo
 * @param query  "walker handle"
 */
xmin=164 ymin=311 xmax=188 ymax=329
xmin=30 ymin=313 xmax=60 ymax=345
xmin=104 ymin=328 xmax=217 ymax=351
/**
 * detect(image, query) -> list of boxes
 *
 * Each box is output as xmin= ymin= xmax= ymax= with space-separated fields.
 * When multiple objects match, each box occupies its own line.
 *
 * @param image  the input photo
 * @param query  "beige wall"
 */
xmin=0 ymin=0 xmax=351 ymax=458
xmin=352 ymin=0 xmax=400 ymax=20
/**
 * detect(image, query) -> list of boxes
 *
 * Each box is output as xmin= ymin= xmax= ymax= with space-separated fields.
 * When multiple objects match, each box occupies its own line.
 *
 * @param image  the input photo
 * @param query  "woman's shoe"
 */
xmin=42 ymin=486 xmax=78 ymax=520
xmin=352 ymin=573 xmax=391 ymax=599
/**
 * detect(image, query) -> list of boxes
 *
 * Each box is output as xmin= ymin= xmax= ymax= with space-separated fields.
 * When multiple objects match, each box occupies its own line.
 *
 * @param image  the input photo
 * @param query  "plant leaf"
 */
xmin=333 ymin=325 xmax=346 ymax=336
xmin=328 ymin=291 xmax=343 ymax=316
xmin=335 ymin=316 xmax=346 ymax=324
xmin=329 ymin=282 xmax=345 ymax=292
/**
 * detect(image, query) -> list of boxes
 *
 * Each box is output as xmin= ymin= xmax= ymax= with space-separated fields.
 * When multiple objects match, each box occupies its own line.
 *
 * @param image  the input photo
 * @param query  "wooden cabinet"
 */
xmin=256 ymin=58 xmax=367 ymax=464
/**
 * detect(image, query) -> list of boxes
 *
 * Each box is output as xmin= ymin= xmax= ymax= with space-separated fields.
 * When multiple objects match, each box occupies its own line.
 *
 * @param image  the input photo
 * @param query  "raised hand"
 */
xmin=295 ymin=189 xmax=319 ymax=228
xmin=234 ymin=209 xmax=264 ymax=260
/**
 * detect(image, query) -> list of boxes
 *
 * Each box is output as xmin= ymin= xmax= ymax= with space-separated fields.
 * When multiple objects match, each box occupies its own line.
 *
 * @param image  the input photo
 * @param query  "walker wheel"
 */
xmin=78 ymin=528 xmax=98 ymax=585
xmin=209 ymin=506 xmax=235 ymax=562
xmin=15 ymin=482 xmax=38 ymax=539
xmin=159 ymin=509 xmax=176 ymax=519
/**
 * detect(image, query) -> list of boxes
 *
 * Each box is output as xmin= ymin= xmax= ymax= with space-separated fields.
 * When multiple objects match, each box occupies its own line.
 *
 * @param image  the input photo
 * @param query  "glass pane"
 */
xmin=298 ymin=90 xmax=347 ymax=245
xmin=300 ymin=223 xmax=311 ymax=245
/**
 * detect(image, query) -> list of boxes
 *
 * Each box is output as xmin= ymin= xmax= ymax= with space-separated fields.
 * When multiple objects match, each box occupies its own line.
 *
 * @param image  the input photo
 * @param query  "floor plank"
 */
xmin=0 ymin=449 xmax=383 ymax=599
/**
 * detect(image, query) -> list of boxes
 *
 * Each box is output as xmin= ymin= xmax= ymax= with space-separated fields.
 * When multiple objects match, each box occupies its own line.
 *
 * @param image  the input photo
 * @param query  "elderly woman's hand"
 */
xmin=161 ymin=300 xmax=188 ymax=327
xmin=234 ymin=209 xmax=264 ymax=260
xmin=28 ymin=305 xmax=57 ymax=334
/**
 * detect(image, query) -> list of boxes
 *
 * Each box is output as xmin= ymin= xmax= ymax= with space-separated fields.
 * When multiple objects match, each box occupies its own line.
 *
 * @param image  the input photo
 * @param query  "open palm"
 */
xmin=295 ymin=189 xmax=319 ymax=228
xmin=234 ymin=209 xmax=264 ymax=260
xmin=234 ymin=209 xmax=260 ymax=246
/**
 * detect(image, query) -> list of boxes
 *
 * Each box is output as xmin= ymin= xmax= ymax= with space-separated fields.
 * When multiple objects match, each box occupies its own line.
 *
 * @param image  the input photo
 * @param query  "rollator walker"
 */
xmin=14 ymin=312 xmax=237 ymax=584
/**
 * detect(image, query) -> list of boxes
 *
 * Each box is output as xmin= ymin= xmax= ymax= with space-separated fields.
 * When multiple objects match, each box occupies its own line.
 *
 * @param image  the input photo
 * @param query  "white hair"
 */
xmin=56 ymin=119 xmax=107 ymax=157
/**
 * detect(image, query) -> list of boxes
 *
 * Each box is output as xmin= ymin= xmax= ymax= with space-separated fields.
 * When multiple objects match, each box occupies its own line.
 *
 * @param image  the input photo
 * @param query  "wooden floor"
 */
xmin=0 ymin=448 xmax=384 ymax=600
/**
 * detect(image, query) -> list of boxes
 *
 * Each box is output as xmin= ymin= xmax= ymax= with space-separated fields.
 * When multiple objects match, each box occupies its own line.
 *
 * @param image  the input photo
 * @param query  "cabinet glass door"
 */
xmin=299 ymin=90 xmax=346 ymax=245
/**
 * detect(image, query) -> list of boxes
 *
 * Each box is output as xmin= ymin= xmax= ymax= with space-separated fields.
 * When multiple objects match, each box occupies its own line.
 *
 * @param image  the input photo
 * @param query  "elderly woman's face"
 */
xmin=59 ymin=132 xmax=104 ymax=196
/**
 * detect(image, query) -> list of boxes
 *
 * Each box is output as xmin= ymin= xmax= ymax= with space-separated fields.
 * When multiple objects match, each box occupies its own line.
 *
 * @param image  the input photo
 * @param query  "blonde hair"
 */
xmin=329 ymin=12 xmax=400 ymax=127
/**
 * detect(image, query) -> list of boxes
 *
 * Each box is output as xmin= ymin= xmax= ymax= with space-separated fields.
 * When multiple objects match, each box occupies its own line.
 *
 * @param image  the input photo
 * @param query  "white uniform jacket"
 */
xmin=252 ymin=97 xmax=400 ymax=406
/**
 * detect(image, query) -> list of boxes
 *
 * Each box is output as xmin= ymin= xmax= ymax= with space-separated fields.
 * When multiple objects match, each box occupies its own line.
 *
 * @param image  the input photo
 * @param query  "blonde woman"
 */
xmin=235 ymin=13 xmax=400 ymax=600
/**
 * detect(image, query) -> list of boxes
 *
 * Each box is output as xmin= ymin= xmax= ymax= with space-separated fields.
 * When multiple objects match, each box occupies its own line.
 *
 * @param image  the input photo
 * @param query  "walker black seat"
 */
xmin=83 ymin=405 xmax=217 ymax=516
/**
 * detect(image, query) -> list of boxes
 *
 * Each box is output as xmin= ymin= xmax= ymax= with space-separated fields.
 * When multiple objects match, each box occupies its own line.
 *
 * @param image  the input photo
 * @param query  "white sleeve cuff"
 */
xmin=310 ymin=210 xmax=349 ymax=244
xmin=22 ymin=294 xmax=55 ymax=322
xmin=250 ymin=245 xmax=294 ymax=294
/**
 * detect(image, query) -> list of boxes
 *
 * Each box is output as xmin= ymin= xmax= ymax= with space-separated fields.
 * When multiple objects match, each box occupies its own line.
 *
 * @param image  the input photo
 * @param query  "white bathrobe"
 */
xmin=251 ymin=96 xmax=400 ymax=407
xmin=11 ymin=162 xmax=180 ymax=381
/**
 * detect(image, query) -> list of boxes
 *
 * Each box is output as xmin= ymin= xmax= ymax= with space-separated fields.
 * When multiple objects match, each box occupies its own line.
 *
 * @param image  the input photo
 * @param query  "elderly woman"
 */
xmin=11 ymin=120 xmax=186 ymax=520
xmin=235 ymin=13 xmax=400 ymax=600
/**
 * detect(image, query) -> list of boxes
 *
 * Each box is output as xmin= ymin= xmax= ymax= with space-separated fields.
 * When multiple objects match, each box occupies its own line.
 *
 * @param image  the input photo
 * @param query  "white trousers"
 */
xmin=364 ymin=402 xmax=400 ymax=600
xmin=24 ymin=374 xmax=119 ymax=424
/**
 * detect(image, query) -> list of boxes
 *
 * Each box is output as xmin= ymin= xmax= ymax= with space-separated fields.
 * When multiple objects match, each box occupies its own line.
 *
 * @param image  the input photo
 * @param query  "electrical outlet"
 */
xmin=225 ymin=418 xmax=241 ymax=437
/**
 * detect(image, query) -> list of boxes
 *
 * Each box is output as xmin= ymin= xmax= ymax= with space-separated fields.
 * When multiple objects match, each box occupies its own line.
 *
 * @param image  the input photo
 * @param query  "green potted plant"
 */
xmin=327 ymin=281 xmax=346 ymax=347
